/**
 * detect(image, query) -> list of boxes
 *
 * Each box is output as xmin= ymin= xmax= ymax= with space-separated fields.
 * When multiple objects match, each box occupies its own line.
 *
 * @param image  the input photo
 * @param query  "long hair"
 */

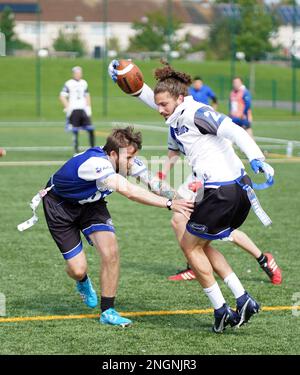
xmin=154 ymin=61 xmax=192 ymax=98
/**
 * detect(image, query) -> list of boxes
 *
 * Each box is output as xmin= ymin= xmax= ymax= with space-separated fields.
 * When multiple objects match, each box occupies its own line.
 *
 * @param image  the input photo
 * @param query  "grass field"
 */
xmin=0 ymin=117 xmax=300 ymax=355
xmin=0 ymin=57 xmax=299 ymax=121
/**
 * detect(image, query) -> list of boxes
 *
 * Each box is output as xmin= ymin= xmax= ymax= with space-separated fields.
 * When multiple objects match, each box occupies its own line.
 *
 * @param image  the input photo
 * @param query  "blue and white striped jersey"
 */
xmin=50 ymin=148 xmax=147 ymax=205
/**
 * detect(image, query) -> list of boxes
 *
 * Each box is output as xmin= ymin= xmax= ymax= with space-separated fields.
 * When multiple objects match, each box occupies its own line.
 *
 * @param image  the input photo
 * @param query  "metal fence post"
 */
xmin=272 ymin=80 xmax=277 ymax=108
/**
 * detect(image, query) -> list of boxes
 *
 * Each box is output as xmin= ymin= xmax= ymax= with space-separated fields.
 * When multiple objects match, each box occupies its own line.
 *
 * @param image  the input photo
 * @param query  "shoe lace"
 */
xmin=106 ymin=311 xmax=118 ymax=322
xmin=78 ymin=281 xmax=94 ymax=298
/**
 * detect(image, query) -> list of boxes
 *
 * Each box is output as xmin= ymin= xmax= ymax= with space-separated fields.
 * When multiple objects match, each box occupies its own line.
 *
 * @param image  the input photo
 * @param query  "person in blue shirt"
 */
xmin=229 ymin=77 xmax=253 ymax=138
xmin=188 ymin=76 xmax=218 ymax=109
xmin=40 ymin=127 xmax=193 ymax=327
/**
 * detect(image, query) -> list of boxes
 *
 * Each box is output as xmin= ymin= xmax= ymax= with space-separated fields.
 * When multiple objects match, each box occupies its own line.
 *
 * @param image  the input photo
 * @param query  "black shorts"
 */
xmin=67 ymin=109 xmax=94 ymax=131
xmin=186 ymin=176 xmax=251 ymax=240
xmin=42 ymin=191 xmax=115 ymax=260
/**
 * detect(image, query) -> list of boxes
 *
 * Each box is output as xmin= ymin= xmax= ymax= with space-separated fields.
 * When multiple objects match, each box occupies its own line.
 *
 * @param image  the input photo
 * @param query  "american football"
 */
xmin=116 ymin=59 xmax=144 ymax=96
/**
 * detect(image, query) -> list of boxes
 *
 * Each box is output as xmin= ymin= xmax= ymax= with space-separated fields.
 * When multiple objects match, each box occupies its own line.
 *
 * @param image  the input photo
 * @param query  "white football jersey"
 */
xmin=166 ymin=96 xmax=264 ymax=185
xmin=60 ymin=79 xmax=89 ymax=111
xmin=138 ymin=86 xmax=264 ymax=187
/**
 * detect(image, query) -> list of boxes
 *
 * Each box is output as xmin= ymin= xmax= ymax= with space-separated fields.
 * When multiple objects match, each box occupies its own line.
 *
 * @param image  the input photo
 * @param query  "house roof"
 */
xmin=0 ymin=0 xmax=193 ymax=23
xmin=2 ymin=1 xmax=298 ymax=26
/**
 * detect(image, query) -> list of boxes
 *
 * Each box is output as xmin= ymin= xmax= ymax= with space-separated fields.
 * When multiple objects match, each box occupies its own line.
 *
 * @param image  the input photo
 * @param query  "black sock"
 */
xmin=257 ymin=254 xmax=267 ymax=266
xmin=101 ymin=296 xmax=115 ymax=312
xmin=88 ymin=130 xmax=95 ymax=148
xmin=79 ymin=274 xmax=88 ymax=283
xmin=73 ymin=132 xmax=79 ymax=153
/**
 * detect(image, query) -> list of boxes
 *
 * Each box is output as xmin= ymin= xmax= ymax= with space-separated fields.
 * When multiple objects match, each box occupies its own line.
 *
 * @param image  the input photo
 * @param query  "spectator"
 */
xmin=189 ymin=76 xmax=218 ymax=109
xmin=229 ymin=77 xmax=253 ymax=138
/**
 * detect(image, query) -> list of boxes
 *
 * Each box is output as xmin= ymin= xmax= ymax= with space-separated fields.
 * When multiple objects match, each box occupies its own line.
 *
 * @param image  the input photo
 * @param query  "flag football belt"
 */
xmin=17 ymin=185 xmax=54 ymax=232
xmin=204 ymin=169 xmax=272 ymax=227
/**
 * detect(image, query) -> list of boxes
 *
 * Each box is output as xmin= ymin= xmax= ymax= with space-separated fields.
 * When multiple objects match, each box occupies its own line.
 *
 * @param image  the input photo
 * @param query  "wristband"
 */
xmin=157 ymin=171 xmax=166 ymax=180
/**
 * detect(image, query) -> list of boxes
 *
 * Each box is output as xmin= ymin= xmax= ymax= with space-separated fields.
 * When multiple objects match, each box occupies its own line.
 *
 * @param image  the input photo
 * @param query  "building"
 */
xmin=0 ymin=0 xmax=299 ymax=58
xmin=0 ymin=0 xmax=210 ymax=56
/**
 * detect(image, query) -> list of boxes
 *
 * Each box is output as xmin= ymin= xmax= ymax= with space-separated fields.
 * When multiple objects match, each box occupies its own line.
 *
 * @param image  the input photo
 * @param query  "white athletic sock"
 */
xmin=224 ymin=272 xmax=245 ymax=299
xmin=203 ymin=282 xmax=226 ymax=310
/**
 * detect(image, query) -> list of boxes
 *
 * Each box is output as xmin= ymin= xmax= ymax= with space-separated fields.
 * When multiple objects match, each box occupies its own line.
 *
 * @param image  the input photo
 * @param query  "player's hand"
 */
xmin=250 ymin=159 xmax=274 ymax=180
xmin=169 ymin=199 xmax=194 ymax=219
xmin=108 ymin=60 xmax=119 ymax=82
xmin=85 ymin=106 xmax=92 ymax=117
xmin=63 ymin=107 xmax=72 ymax=117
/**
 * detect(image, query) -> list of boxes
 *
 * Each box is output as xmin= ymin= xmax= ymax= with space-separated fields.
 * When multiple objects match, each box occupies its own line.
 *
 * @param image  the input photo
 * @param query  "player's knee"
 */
xmin=67 ymin=264 xmax=87 ymax=280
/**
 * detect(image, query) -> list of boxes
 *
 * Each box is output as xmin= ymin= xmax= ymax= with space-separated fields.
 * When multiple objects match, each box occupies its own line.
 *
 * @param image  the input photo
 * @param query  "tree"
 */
xmin=0 ymin=6 xmax=32 ymax=54
xmin=208 ymin=0 xmax=277 ymax=61
xmin=277 ymin=0 xmax=297 ymax=4
xmin=0 ymin=6 xmax=16 ymax=53
xmin=127 ymin=11 xmax=183 ymax=52
xmin=53 ymin=30 xmax=86 ymax=57
xmin=236 ymin=0 xmax=276 ymax=62
xmin=208 ymin=17 xmax=240 ymax=60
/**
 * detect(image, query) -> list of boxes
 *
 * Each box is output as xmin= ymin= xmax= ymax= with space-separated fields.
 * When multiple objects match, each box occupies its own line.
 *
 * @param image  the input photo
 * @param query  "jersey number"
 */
xmin=203 ymin=110 xmax=222 ymax=123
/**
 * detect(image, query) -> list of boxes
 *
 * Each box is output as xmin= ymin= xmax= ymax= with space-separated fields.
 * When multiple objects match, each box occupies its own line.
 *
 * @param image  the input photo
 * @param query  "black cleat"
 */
xmin=213 ymin=303 xmax=241 ymax=333
xmin=236 ymin=292 xmax=260 ymax=327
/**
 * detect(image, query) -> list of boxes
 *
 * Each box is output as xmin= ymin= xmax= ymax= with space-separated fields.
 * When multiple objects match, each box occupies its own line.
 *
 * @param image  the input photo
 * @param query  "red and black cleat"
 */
xmin=262 ymin=252 xmax=282 ymax=285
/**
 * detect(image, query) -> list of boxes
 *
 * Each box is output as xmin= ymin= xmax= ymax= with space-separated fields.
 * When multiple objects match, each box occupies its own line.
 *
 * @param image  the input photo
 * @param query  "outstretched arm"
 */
xmin=136 ymin=83 xmax=158 ymax=110
xmin=194 ymin=107 xmax=264 ymax=162
xmin=102 ymin=173 xmax=194 ymax=216
xmin=129 ymin=157 xmax=179 ymax=200
xmin=193 ymin=107 xmax=274 ymax=180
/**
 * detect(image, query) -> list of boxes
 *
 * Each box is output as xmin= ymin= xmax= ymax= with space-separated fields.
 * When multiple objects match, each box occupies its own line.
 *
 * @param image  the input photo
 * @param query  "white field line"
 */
xmin=0 ymin=161 xmax=65 ymax=166
xmin=1 ymin=158 xmax=300 ymax=167
xmin=1 ymin=145 xmax=168 ymax=152
xmin=1 ymin=121 xmax=300 ymax=158
xmin=0 ymin=120 xmax=299 ymax=126
xmin=2 ymin=145 xmax=299 ymax=152
xmin=2 ymin=120 xmax=300 ymax=149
